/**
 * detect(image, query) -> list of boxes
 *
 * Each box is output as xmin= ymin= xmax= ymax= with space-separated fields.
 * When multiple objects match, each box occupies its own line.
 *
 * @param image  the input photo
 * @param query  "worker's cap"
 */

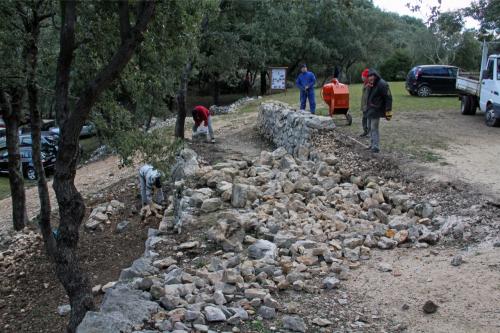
xmin=301 ymin=64 xmax=307 ymax=68
xmin=361 ymin=68 xmax=369 ymax=78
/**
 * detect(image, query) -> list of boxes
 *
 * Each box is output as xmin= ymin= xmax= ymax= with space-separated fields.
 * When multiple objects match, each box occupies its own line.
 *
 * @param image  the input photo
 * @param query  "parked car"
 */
xmin=49 ymin=121 xmax=96 ymax=138
xmin=0 ymin=132 xmax=58 ymax=154
xmin=0 ymin=146 xmax=56 ymax=180
xmin=406 ymin=65 xmax=458 ymax=97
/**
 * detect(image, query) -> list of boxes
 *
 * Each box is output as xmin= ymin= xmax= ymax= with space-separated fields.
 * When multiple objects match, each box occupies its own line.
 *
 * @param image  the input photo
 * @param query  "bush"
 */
xmin=380 ymin=49 xmax=412 ymax=81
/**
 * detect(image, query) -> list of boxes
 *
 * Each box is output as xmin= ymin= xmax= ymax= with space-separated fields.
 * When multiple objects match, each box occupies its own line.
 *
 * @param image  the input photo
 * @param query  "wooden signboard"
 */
xmin=269 ymin=67 xmax=287 ymax=93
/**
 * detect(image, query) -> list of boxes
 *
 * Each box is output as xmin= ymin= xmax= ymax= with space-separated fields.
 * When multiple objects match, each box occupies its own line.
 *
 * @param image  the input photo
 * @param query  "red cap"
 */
xmin=361 ymin=68 xmax=369 ymax=79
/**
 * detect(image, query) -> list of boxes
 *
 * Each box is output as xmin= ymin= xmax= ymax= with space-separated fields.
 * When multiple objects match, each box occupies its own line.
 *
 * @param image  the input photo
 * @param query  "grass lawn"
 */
xmin=249 ymin=81 xmax=460 ymax=162
xmin=0 ymin=177 xmax=10 ymax=200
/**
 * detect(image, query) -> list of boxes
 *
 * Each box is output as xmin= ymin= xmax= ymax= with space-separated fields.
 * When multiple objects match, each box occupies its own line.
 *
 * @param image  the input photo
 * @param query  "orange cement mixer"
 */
xmin=321 ymin=78 xmax=352 ymax=125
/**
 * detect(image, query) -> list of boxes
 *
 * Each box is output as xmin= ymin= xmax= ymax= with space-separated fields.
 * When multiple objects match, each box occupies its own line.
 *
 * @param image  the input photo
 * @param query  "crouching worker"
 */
xmin=138 ymin=164 xmax=164 ymax=219
xmin=192 ymin=105 xmax=215 ymax=143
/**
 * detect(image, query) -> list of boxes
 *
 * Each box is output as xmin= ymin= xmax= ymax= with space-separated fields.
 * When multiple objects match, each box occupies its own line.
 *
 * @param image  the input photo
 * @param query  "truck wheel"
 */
xmin=460 ymin=95 xmax=476 ymax=115
xmin=417 ymin=85 xmax=431 ymax=97
xmin=485 ymin=104 xmax=500 ymax=127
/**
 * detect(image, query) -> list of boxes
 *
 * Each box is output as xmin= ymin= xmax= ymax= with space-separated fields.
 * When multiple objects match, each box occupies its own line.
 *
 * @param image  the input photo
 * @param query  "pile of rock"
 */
xmin=0 ymin=230 xmax=41 ymax=271
xmin=147 ymin=117 xmax=177 ymax=133
xmin=209 ymin=97 xmax=258 ymax=116
xmin=84 ymin=200 xmax=126 ymax=230
xmin=258 ymin=102 xmax=336 ymax=158
xmin=78 ymin=145 xmax=469 ymax=332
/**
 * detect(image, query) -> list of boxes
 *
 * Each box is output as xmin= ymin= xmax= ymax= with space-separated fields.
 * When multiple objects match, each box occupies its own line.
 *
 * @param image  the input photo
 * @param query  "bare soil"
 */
xmin=0 ymin=177 xmax=157 ymax=332
xmin=360 ymin=108 xmax=500 ymax=201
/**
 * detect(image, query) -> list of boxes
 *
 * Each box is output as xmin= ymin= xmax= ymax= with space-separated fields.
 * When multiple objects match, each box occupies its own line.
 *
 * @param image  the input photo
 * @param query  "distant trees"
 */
xmin=380 ymin=50 xmax=413 ymax=81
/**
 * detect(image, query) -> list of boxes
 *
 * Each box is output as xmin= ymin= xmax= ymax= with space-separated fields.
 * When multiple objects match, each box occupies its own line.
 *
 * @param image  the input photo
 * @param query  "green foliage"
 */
xmin=453 ymin=31 xmax=482 ymax=71
xmin=464 ymin=0 xmax=500 ymax=38
xmin=112 ymin=127 xmax=183 ymax=177
xmin=380 ymin=50 xmax=413 ymax=81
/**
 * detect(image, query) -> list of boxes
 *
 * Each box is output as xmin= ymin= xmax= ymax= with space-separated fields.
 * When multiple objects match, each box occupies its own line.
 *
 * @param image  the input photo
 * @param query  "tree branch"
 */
xmin=54 ymin=0 xmax=76 ymax=129
xmin=118 ymin=0 xmax=131 ymax=44
xmin=66 ymin=0 xmax=155 ymax=134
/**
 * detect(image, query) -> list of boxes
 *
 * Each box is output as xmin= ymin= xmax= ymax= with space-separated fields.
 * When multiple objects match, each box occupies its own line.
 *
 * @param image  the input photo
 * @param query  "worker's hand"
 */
xmin=140 ymin=205 xmax=152 ymax=218
xmin=150 ymin=203 xmax=163 ymax=218
xmin=385 ymin=111 xmax=393 ymax=121
xmin=151 ymin=202 xmax=163 ymax=211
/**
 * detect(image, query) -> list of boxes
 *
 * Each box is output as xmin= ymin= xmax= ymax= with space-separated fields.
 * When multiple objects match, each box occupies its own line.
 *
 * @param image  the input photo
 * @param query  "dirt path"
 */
xmin=347 ymin=245 xmax=500 ymax=333
xmin=377 ymin=108 xmax=500 ymax=201
xmin=188 ymin=109 xmax=271 ymax=163
xmin=0 ymin=156 xmax=134 ymax=238
xmin=420 ymin=110 xmax=500 ymax=201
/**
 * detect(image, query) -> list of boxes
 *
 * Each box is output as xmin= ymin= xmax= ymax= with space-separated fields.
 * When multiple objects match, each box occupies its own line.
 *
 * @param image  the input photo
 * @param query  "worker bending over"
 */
xmin=138 ymin=164 xmax=164 ymax=218
xmin=296 ymin=64 xmax=317 ymax=114
xmin=192 ymin=105 xmax=215 ymax=143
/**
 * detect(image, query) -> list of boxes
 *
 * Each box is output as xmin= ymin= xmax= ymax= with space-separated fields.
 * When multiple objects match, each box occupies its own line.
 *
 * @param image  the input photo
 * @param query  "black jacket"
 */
xmin=366 ymin=69 xmax=392 ymax=119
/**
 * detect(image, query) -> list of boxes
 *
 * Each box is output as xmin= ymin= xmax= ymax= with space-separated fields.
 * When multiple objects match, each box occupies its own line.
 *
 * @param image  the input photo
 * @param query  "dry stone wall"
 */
xmin=258 ymin=102 xmax=336 ymax=159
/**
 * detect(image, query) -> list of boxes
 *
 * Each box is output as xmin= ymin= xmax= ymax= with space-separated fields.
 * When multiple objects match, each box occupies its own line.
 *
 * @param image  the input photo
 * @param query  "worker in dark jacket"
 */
xmin=366 ymin=69 xmax=393 ymax=153
xmin=360 ymin=68 xmax=370 ymax=137
xmin=296 ymin=64 xmax=317 ymax=114
xmin=192 ymin=105 xmax=215 ymax=143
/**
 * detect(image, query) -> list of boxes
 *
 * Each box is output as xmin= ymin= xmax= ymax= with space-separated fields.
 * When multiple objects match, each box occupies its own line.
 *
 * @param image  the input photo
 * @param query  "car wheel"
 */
xmin=460 ymin=95 xmax=476 ymax=115
xmin=417 ymin=85 xmax=432 ymax=97
xmin=485 ymin=104 xmax=500 ymax=127
xmin=25 ymin=166 xmax=37 ymax=180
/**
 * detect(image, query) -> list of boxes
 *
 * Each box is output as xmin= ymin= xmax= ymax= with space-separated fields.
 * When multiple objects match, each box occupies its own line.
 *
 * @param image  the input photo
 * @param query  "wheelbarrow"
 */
xmin=320 ymin=78 xmax=352 ymax=125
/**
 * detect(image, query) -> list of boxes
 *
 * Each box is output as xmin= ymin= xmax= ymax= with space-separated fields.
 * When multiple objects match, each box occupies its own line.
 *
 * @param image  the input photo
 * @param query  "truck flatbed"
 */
xmin=456 ymin=73 xmax=480 ymax=96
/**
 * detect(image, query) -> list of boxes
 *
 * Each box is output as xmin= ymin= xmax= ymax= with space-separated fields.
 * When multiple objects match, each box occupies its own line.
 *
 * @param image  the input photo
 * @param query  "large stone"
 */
xmin=282 ymin=315 xmax=307 ymax=332
xmin=231 ymin=184 xmax=249 ymax=208
xmin=77 ymin=311 xmax=132 ymax=333
xmin=322 ymin=276 xmax=340 ymax=290
xmin=119 ymin=257 xmax=158 ymax=280
xmin=204 ymin=306 xmax=227 ymax=322
xmin=258 ymin=306 xmax=276 ymax=319
xmin=99 ymin=286 xmax=160 ymax=328
xmin=248 ymin=240 xmax=277 ymax=260
xmin=377 ymin=237 xmax=398 ymax=250
xmin=201 ymin=198 xmax=222 ymax=213
xmin=244 ymin=288 xmax=267 ymax=300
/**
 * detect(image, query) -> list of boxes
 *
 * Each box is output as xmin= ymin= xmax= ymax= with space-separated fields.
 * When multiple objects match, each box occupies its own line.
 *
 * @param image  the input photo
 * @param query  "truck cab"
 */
xmin=480 ymin=55 xmax=500 ymax=126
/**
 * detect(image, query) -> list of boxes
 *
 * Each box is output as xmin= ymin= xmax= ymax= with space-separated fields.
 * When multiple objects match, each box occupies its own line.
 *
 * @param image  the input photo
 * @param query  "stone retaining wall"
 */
xmin=257 ymin=101 xmax=336 ymax=159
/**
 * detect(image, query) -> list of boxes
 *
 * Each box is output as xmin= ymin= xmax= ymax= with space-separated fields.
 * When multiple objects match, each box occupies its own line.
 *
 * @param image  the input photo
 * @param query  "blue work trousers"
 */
xmin=300 ymin=88 xmax=316 ymax=114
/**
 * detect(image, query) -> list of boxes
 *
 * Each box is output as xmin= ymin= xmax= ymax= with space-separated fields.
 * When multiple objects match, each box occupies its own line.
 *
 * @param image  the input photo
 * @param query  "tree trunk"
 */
xmin=25 ymin=6 xmax=56 ymax=255
xmin=51 ymin=2 xmax=156 ymax=331
xmin=175 ymin=61 xmax=192 ymax=139
xmin=260 ymin=70 xmax=267 ymax=96
xmin=0 ymin=88 xmax=27 ymax=231
xmin=213 ymin=78 xmax=220 ymax=106
xmin=145 ymin=109 xmax=154 ymax=131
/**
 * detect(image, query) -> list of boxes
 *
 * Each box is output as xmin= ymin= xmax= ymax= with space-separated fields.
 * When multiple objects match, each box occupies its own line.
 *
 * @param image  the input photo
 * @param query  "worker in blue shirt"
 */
xmin=296 ymin=64 xmax=317 ymax=114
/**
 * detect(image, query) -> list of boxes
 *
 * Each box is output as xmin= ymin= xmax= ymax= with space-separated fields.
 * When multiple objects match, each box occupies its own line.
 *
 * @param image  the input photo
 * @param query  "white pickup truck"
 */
xmin=456 ymin=41 xmax=500 ymax=127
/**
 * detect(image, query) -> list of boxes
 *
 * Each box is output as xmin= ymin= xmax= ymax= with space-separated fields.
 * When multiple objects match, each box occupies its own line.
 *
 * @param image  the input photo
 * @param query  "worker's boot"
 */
xmin=359 ymin=131 xmax=369 ymax=137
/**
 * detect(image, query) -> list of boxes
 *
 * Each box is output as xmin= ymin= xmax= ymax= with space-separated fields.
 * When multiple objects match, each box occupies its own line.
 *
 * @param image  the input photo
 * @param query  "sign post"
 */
xmin=269 ymin=67 xmax=287 ymax=94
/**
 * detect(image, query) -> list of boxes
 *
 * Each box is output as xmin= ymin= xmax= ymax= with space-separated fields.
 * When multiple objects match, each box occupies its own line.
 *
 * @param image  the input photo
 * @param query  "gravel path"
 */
xmin=0 ymin=155 xmax=134 ymax=240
